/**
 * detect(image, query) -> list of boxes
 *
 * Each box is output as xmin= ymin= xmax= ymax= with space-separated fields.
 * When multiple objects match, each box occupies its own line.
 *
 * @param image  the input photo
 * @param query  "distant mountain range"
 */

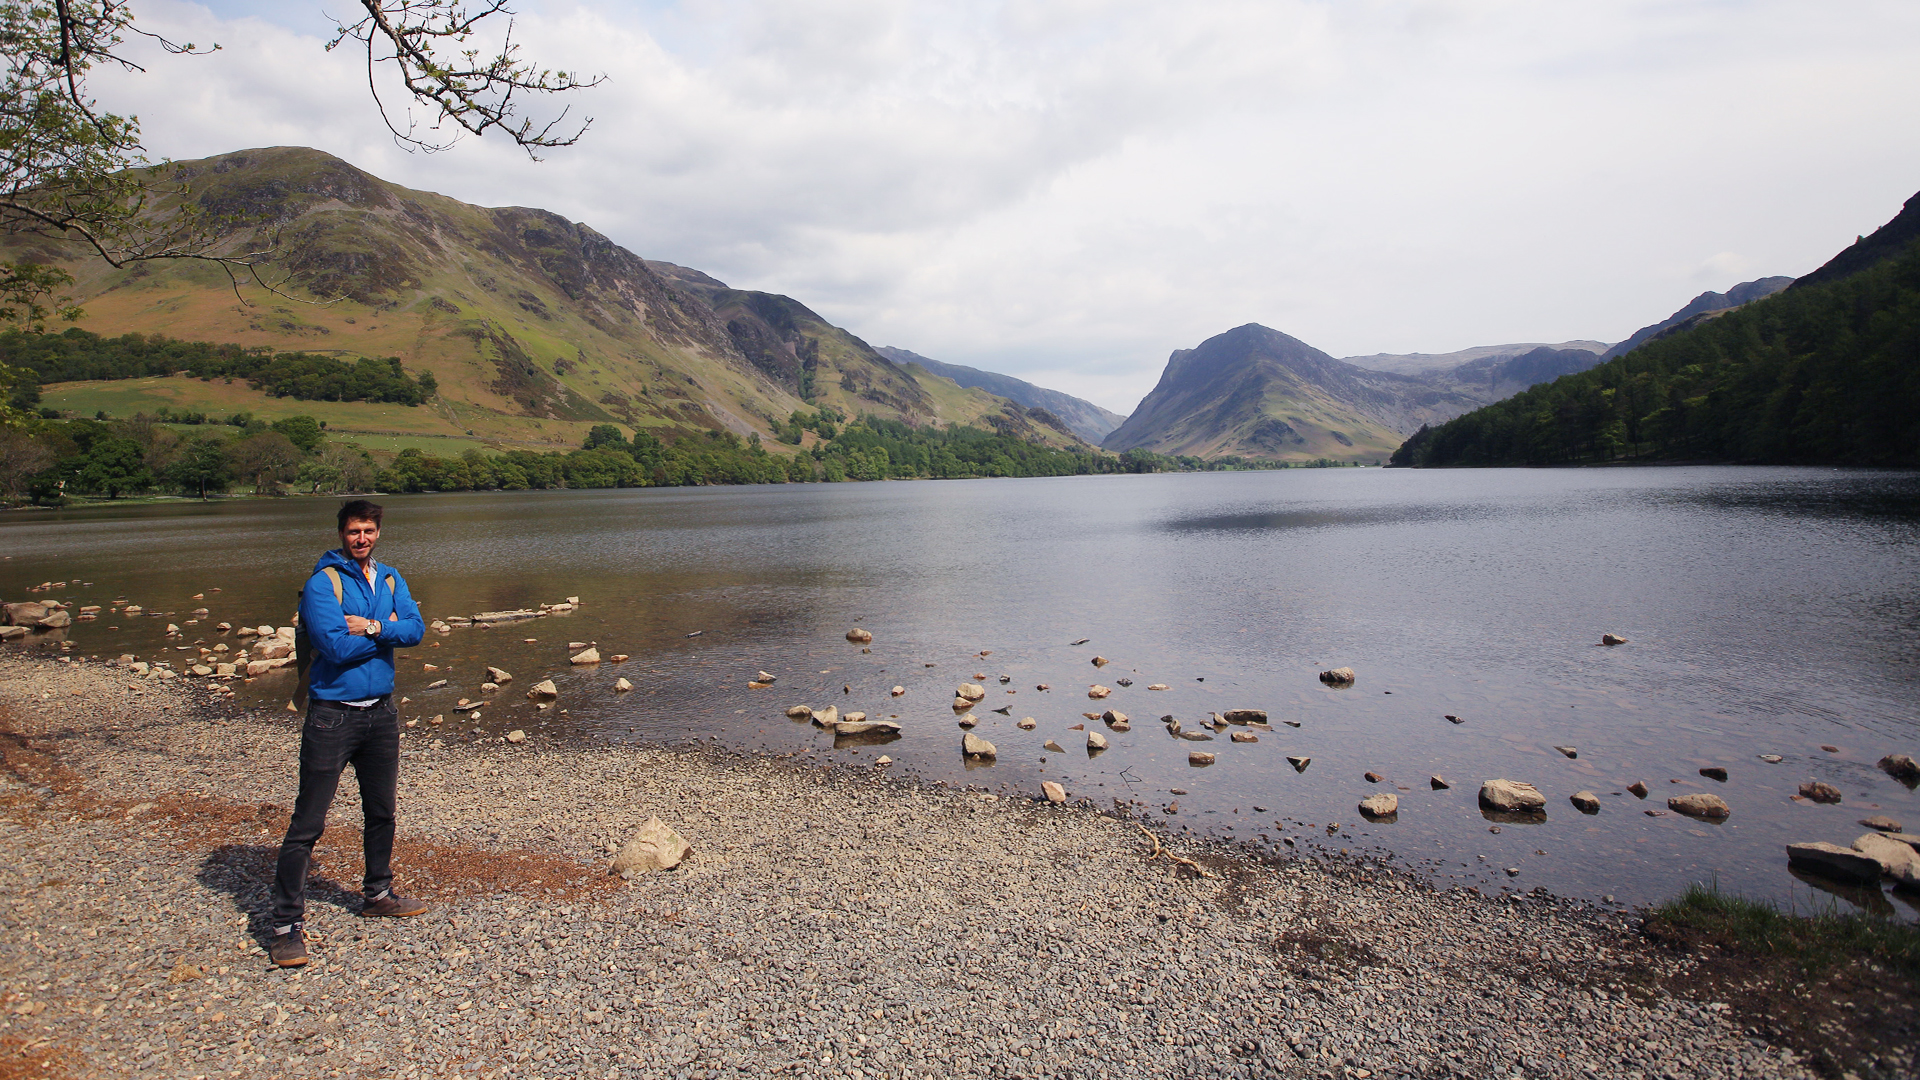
xmin=1099 ymin=273 xmax=1804 ymax=461
xmin=873 ymin=347 xmax=1125 ymax=443
xmin=1598 ymin=277 xmax=1793 ymax=360
xmin=1392 ymin=189 xmax=1920 ymax=467
xmin=1342 ymin=341 xmax=1607 ymax=376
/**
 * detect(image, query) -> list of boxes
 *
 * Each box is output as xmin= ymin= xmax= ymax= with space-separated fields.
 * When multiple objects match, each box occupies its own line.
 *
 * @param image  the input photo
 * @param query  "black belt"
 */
xmin=316 ymin=697 xmax=391 ymax=711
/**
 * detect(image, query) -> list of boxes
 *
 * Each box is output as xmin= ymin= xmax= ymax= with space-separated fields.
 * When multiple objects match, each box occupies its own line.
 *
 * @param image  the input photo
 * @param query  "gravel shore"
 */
xmin=0 ymin=653 xmax=1817 ymax=1080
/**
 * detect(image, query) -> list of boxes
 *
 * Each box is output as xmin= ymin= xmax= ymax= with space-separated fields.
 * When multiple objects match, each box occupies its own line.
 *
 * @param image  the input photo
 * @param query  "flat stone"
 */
xmin=1759 ymin=754 xmax=1783 ymax=764
xmin=611 ymin=817 xmax=691 ymax=877
xmin=1478 ymin=779 xmax=1547 ymax=812
xmin=834 ymin=720 xmax=900 ymax=735
xmin=1188 ymin=752 xmax=1215 ymax=766
xmin=1147 ymin=683 xmax=1170 ymax=691
xmin=1230 ymin=732 xmax=1258 ymax=743
xmin=1858 ymin=815 xmax=1903 ymax=832
xmin=1669 ymin=792 xmax=1731 ymax=819
xmin=1222 ymin=709 xmax=1267 ymax=724
xmin=1786 ymin=841 xmax=1880 ymax=884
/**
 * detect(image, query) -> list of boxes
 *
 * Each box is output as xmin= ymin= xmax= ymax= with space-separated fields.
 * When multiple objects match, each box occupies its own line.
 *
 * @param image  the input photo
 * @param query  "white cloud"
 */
xmin=97 ymin=0 xmax=1920 ymax=413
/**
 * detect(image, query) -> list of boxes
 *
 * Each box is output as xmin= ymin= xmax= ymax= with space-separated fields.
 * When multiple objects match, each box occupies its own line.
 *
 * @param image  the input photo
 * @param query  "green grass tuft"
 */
xmin=1655 ymin=882 xmax=1920 ymax=978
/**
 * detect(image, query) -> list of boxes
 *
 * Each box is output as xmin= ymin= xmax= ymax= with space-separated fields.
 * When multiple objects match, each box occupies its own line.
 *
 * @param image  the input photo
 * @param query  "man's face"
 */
xmin=340 ymin=518 xmax=380 ymax=561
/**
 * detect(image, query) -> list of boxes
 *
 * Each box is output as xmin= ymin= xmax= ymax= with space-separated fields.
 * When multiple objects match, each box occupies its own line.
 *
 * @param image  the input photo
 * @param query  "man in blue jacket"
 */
xmin=269 ymin=499 xmax=430 ymax=968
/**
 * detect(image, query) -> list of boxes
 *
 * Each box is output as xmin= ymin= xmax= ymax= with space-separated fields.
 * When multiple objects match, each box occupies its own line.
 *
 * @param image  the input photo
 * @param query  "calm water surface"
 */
xmin=4 ymin=467 xmax=1918 ymax=916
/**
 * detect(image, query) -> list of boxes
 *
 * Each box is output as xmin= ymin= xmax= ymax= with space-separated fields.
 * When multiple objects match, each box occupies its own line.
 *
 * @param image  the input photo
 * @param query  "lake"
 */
xmin=4 ymin=466 xmax=1918 ymax=916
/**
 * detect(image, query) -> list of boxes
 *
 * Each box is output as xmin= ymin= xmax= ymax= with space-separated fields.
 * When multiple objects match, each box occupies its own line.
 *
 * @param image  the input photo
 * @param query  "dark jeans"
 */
xmin=269 ymin=698 xmax=399 ymax=928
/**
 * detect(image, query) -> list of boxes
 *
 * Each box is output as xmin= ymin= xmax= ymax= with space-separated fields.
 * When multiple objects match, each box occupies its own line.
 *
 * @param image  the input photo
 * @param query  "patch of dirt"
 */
xmin=1641 ymin=914 xmax=1920 ymax=1080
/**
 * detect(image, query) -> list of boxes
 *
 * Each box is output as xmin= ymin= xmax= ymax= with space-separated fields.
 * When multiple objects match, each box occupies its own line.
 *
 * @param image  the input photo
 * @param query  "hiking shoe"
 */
xmin=361 ymin=892 xmax=429 ymax=918
xmin=268 ymin=928 xmax=308 ymax=968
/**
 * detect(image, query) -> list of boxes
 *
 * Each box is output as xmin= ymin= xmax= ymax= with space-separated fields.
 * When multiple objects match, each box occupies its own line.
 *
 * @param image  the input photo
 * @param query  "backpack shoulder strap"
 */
xmin=321 ymin=566 xmax=344 ymax=604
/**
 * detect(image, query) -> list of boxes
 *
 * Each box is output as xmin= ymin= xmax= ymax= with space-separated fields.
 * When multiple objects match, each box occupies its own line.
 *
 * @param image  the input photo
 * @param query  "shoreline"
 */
xmin=0 ymin=654 xmax=1896 ymax=1080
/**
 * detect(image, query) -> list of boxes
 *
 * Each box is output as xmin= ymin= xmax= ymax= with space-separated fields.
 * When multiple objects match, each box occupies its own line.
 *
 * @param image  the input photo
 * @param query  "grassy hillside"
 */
xmin=1 ymin=146 xmax=1080 ymax=455
xmin=1391 ymin=237 xmax=1920 ymax=467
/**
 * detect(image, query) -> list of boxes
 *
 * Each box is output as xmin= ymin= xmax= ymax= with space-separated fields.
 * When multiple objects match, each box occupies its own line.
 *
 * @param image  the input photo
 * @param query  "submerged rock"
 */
xmin=1318 ymin=668 xmax=1356 ymax=686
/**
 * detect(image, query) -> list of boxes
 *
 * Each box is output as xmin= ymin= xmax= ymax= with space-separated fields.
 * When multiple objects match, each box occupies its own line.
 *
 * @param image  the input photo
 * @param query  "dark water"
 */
xmin=5 ymin=467 xmax=1918 ymax=916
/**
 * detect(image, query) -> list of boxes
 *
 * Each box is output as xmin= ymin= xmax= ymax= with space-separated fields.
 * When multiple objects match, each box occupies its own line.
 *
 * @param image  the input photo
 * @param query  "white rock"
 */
xmin=1016 ymin=717 xmax=1037 ymax=730
xmin=570 ymin=647 xmax=601 ymax=665
xmin=1852 ymin=833 xmax=1920 ymax=888
xmin=506 ymin=730 xmax=526 ymax=744
xmin=1669 ymin=793 xmax=1731 ymax=819
xmin=611 ymin=818 xmax=692 ymax=877
xmin=614 ymin=678 xmax=633 ymax=692
xmin=957 ymin=683 xmax=987 ymax=701
xmin=962 ymin=733 xmax=996 ymax=758
xmin=1318 ymin=667 xmax=1356 ymax=685
xmin=1042 ymin=781 xmax=1067 ymax=804
xmin=486 ymin=666 xmax=513 ymax=683
xmin=1358 ymin=794 xmax=1398 ymax=818
xmin=1087 ymin=685 xmax=1112 ymax=699
xmin=786 ymin=705 xmax=813 ymax=719
xmin=1478 ymin=779 xmax=1546 ymax=812
xmin=1086 ymin=730 xmax=1109 ymax=751
xmin=527 ymin=679 xmax=558 ymax=699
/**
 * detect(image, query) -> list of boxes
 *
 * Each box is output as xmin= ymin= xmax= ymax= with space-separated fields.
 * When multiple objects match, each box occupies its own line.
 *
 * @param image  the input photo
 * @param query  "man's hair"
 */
xmin=337 ymin=499 xmax=384 ymax=531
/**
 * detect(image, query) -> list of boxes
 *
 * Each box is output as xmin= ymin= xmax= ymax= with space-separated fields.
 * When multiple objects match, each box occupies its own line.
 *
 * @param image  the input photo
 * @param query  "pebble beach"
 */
xmin=0 ymin=653 xmax=1845 ymax=1080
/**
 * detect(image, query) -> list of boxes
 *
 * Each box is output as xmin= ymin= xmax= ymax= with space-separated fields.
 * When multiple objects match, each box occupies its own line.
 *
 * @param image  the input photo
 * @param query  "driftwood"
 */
xmin=1136 ymin=822 xmax=1217 ymax=879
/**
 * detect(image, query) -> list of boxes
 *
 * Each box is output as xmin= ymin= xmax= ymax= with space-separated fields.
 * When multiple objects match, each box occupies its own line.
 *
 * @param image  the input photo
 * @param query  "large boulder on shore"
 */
xmin=1786 ymin=842 xmax=1881 ymax=884
xmin=1478 ymin=779 xmax=1546 ymax=812
xmin=610 ymin=818 xmax=691 ymax=877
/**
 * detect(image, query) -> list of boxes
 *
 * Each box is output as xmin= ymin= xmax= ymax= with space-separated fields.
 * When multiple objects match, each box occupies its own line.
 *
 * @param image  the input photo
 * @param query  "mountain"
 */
xmin=1100 ymin=324 xmax=1494 ymax=460
xmin=1598 ymin=277 xmax=1793 ymax=360
xmin=1391 ymin=191 xmax=1920 ymax=468
xmin=1 ymin=146 xmax=1082 ymax=453
xmin=872 ymin=347 xmax=1126 ymax=442
xmin=1343 ymin=341 xmax=1607 ymax=376
xmin=1791 ymin=190 xmax=1920 ymax=291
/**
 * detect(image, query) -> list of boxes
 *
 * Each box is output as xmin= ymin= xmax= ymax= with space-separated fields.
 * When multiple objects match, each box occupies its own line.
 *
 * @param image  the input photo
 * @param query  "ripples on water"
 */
xmin=3 ymin=466 xmax=1917 ymax=915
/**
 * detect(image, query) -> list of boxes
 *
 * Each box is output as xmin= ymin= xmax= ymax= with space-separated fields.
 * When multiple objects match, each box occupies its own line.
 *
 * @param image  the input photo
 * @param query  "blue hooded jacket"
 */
xmin=300 ymin=548 xmax=425 ymax=702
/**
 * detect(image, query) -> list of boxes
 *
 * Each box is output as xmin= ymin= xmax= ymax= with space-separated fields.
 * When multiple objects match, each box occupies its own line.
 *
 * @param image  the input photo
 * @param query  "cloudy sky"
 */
xmin=105 ymin=1 xmax=1920 ymax=413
